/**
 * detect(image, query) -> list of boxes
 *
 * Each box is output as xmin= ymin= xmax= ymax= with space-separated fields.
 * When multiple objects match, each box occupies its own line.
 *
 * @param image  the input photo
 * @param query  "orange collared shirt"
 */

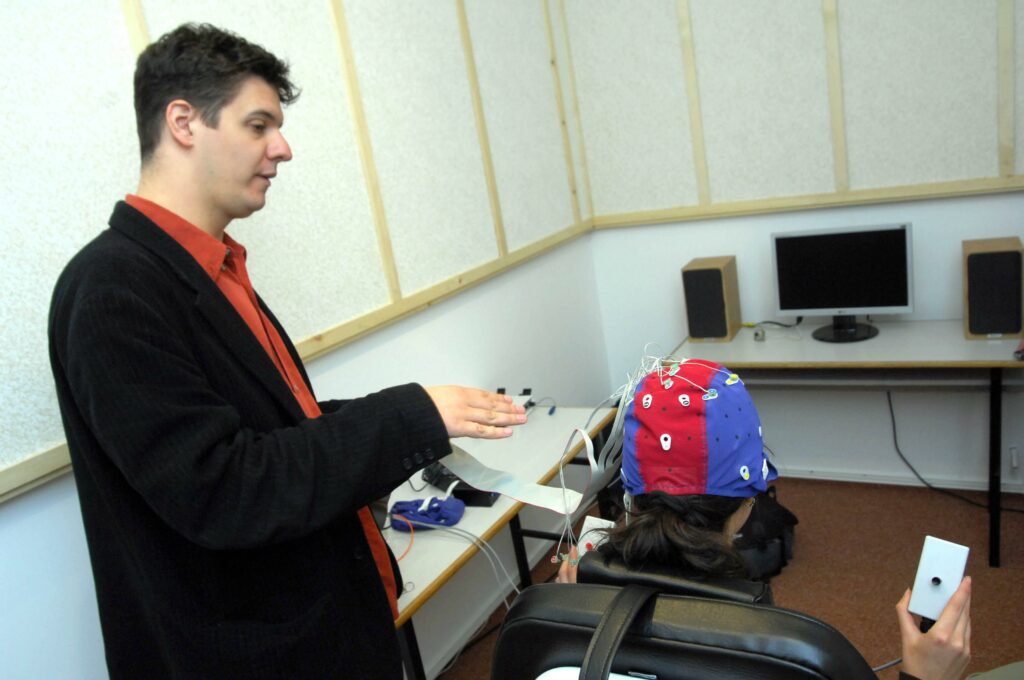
xmin=125 ymin=194 xmax=400 ymax=618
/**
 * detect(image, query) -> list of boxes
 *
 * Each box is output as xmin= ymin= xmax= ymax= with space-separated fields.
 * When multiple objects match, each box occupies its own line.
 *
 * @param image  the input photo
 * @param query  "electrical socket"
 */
xmin=1008 ymin=446 xmax=1023 ymax=492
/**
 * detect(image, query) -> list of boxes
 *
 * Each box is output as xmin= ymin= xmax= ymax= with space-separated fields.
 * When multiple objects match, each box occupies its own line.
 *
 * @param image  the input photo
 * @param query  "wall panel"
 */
xmin=464 ymin=0 xmax=575 ymax=251
xmin=345 ymin=0 xmax=497 ymax=295
xmin=0 ymin=0 xmax=138 ymax=467
xmin=689 ymin=0 xmax=836 ymax=202
xmin=838 ymin=0 xmax=999 ymax=189
xmin=565 ymin=0 xmax=700 ymax=216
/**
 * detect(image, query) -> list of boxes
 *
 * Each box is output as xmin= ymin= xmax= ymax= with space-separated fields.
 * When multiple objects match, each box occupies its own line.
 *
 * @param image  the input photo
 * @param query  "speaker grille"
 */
xmin=967 ymin=251 xmax=1022 ymax=335
xmin=683 ymin=268 xmax=727 ymax=338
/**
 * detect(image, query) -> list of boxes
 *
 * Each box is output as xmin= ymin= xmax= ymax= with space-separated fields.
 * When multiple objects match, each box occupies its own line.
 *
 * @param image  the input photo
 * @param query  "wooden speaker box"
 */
xmin=962 ymin=236 xmax=1023 ymax=340
xmin=682 ymin=256 xmax=742 ymax=342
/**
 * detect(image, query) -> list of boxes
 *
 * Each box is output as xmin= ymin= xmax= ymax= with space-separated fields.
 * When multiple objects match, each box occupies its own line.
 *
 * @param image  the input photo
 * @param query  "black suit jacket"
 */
xmin=48 ymin=202 xmax=450 ymax=679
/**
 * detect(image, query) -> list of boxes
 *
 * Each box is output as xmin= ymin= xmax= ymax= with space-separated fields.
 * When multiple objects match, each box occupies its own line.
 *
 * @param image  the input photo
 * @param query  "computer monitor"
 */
xmin=771 ymin=223 xmax=913 ymax=342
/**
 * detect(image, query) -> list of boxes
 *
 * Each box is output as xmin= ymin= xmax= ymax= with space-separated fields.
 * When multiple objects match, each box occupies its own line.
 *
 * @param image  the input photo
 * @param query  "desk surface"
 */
xmin=673 ymin=320 xmax=1022 ymax=369
xmin=385 ymin=406 xmax=614 ymax=626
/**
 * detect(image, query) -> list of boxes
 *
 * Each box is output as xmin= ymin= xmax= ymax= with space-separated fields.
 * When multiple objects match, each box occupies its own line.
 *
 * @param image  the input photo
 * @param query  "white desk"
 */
xmin=673 ymin=319 xmax=1021 ymax=567
xmin=385 ymin=406 xmax=614 ymax=678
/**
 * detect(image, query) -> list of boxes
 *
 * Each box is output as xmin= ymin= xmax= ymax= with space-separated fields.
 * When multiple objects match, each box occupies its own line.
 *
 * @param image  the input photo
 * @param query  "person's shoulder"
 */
xmin=61 ymin=204 xmax=170 ymax=285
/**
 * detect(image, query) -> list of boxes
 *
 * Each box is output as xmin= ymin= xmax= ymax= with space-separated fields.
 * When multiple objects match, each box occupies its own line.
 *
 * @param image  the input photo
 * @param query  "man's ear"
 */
xmin=165 ymin=99 xmax=198 ymax=149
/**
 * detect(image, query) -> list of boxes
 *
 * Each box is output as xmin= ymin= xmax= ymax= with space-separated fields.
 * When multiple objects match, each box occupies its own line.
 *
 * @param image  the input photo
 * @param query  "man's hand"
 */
xmin=897 ymin=576 xmax=971 ymax=680
xmin=425 ymin=386 xmax=527 ymax=439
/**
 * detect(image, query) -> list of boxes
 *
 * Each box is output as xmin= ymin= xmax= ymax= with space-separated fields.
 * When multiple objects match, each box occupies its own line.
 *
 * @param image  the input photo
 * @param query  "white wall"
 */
xmin=307 ymin=237 xmax=609 ymax=407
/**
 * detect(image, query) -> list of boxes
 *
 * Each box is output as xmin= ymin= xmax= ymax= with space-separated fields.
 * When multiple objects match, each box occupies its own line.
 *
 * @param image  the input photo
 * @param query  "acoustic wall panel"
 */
xmin=464 ymin=0 xmax=575 ymax=251
xmin=550 ymin=0 xmax=593 ymax=221
xmin=688 ymin=0 xmax=836 ymax=202
xmin=565 ymin=0 xmax=699 ymax=215
xmin=838 ymin=0 xmax=999 ymax=189
xmin=0 ymin=0 xmax=139 ymax=466
xmin=345 ymin=0 xmax=497 ymax=295
xmin=142 ymin=0 xmax=390 ymax=340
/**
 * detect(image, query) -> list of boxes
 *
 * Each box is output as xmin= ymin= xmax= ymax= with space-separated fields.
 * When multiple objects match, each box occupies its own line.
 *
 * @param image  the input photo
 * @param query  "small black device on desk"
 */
xmin=421 ymin=460 xmax=499 ymax=507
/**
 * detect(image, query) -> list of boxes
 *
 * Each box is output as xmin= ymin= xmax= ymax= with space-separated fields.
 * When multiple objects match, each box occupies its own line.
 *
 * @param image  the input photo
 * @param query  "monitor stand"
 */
xmin=812 ymin=315 xmax=879 ymax=343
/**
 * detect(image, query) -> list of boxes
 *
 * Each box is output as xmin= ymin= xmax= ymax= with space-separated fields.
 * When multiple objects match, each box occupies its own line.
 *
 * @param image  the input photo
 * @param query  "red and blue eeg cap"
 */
xmin=620 ymin=360 xmax=778 ymax=498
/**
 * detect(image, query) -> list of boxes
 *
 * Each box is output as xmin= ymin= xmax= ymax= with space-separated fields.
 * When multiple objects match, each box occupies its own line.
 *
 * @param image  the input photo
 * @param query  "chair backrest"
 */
xmin=491 ymin=583 xmax=877 ymax=680
xmin=577 ymin=549 xmax=773 ymax=605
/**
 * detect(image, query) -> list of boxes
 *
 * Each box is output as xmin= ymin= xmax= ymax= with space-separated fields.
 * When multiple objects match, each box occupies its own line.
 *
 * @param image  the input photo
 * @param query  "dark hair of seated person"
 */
xmin=600 ymin=491 xmax=749 ymax=579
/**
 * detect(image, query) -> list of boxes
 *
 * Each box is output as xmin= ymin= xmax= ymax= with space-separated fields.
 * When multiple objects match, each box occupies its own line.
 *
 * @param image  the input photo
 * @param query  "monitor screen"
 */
xmin=771 ymin=223 xmax=913 ymax=342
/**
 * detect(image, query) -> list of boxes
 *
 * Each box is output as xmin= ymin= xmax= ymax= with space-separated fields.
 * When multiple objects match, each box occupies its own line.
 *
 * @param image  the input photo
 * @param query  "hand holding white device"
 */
xmin=907 ymin=536 xmax=969 ymax=621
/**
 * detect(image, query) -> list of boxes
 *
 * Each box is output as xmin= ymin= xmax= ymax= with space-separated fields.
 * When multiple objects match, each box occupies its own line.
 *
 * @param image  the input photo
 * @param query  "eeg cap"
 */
xmin=620 ymin=360 xmax=778 ymax=498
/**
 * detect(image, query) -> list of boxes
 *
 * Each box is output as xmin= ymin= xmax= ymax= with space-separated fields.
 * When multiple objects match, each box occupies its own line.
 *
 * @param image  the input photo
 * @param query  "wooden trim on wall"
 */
xmin=592 ymin=175 xmax=1024 ymax=229
xmin=997 ymin=0 xmax=1016 ymax=177
xmin=556 ymin=0 xmax=595 ymax=219
xmin=675 ymin=0 xmax=711 ymax=205
xmin=822 ymin=0 xmax=851 ymax=192
xmin=456 ymin=0 xmax=509 ymax=257
xmin=120 ymin=0 xmax=149 ymax=56
xmin=543 ymin=0 xmax=582 ymax=226
xmin=0 ymin=444 xmax=71 ymax=505
xmin=329 ymin=0 xmax=403 ymax=302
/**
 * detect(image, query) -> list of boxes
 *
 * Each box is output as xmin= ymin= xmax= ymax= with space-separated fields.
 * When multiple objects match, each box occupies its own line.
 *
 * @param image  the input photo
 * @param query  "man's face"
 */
xmin=192 ymin=76 xmax=292 ymax=223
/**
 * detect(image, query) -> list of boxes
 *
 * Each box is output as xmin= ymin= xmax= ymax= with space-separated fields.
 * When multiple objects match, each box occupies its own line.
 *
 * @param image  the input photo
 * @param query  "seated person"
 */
xmin=557 ymin=358 xmax=971 ymax=680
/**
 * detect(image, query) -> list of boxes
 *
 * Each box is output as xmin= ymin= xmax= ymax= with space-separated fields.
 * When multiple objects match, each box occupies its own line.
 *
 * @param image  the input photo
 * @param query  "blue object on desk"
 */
xmin=389 ymin=496 xmax=466 ymax=531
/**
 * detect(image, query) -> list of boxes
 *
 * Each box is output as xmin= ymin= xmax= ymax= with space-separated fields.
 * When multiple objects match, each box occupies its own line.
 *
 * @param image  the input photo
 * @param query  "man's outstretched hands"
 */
xmin=425 ymin=386 xmax=527 ymax=439
xmin=897 ymin=576 xmax=972 ymax=680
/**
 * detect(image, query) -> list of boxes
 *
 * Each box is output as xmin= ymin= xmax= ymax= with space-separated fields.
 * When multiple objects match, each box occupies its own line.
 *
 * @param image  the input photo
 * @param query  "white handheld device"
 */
xmin=907 ymin=536 xmax=969 ymax=621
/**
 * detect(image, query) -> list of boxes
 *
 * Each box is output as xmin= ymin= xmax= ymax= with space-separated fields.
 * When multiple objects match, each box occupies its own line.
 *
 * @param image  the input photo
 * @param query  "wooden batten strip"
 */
xmin=0 ymin=444 xmax=71 ymax=504
xmin=822 ymin=0 xmax=851 ymax=192
xmin=121 ymin=0 xmax=150 ymax=55
xmin=328 ymin=0 xmax=403 ymax=302
xmin=592 ymin=175 xmax=1024 ymax=229
xmin=997 ymin=0 xmax=1015 ymax=177
xmin=542 ymin=0 xmax=582 ymax=225
xmin=675 ymin=0 xmax=711 ymax=205
xmin=455 ymin=0 xmax=508 ymax=257
xmin=556 ymin=0 xmax=595 ymax=218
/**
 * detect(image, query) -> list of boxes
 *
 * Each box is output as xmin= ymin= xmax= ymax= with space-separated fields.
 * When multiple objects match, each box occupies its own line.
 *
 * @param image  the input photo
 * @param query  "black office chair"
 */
xmin=576 ymin=548 xmax=774 ymax=605
xmin=491 ymin=582 xmax=877 ymax=680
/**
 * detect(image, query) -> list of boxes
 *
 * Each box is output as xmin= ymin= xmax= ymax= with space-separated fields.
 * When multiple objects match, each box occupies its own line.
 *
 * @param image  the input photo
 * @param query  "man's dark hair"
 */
xmin=134 ymin=23 xmax=299 ymax=163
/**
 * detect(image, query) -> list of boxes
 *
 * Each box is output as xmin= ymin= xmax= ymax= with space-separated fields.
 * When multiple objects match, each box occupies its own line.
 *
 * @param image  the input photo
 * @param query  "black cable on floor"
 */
xmin=886 ymin=391 xmax=1023 ymax=514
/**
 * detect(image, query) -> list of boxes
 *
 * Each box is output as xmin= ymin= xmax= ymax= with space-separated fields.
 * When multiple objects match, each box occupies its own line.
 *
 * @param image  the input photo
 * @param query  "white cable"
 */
xmin=400 ymin=517 xmax=521 ymax=605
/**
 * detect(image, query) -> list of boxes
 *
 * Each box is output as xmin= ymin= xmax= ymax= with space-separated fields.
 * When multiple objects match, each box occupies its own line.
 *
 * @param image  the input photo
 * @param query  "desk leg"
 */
xmin=988 ymin=368 xmax=1003 ymax=568
xmin=509 ymin=515 xmax=533 ymax=588
xmin=398 ymin=619 xmax=427 ymax=680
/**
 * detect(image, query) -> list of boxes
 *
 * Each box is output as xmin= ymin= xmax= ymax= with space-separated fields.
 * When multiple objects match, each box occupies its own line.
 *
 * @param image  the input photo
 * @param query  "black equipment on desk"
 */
xmin=421 ymin=461 xmax=499 ymax=507
xmin=962 ymin=237 xmax=1023 ymax=340
xmin=682 ymin=256 xmax=742 ymax=342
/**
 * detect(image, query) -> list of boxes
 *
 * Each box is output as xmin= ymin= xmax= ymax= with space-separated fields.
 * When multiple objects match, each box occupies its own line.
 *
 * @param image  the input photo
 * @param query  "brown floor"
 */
xmin=437 ymin=478 xmax=1024 ymax=679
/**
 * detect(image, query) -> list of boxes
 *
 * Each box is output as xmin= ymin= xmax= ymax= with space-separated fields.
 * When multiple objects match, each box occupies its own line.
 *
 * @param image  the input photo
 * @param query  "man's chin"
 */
xmin=233 ymin=197 xmax=267 ymax=219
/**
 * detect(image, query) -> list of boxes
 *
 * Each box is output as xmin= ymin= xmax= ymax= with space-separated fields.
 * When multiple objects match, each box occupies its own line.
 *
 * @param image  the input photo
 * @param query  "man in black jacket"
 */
xmin=48 ymin=23 xmax=524 ymax=679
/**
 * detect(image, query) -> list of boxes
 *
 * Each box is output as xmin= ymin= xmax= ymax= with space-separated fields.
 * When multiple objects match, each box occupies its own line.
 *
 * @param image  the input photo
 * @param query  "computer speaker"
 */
xmin=682 ymin=256 xmax=742 ymax=342
xmin=962 ymin=236 xmax=1023 ymax=340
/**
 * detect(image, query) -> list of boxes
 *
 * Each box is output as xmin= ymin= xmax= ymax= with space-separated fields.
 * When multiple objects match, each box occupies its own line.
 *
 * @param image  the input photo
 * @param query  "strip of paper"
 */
xmin=442 ymin=429 xmax=596 ymax=515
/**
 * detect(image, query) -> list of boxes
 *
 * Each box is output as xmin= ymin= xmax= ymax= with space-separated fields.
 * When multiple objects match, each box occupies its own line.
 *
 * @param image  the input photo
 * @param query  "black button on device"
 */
xmin=402 ymin=458 xmax=412 ymax=470
xmin=413 ymin=453 xmax=424 ymax=465
xmin=931 ymin=576 xmax=942 ymax=586
xmin=425 ymin=447 xmax=434 ymax=460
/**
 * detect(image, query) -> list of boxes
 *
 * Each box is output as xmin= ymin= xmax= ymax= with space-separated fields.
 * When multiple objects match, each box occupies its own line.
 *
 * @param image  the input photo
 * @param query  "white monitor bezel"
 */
xmin=770 ymin=222 xmax=914 ymax=319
